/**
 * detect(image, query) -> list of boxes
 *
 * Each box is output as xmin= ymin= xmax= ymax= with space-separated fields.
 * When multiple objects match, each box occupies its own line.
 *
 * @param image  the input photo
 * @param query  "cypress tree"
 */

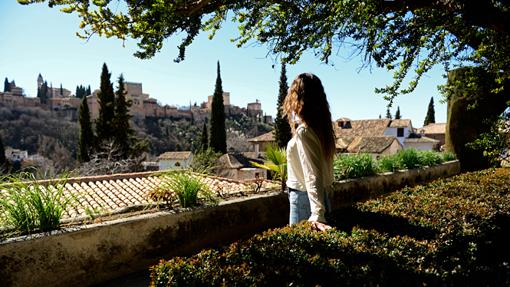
xmin=424 ymin=97 xmax=436 ymax=126
xmin=274 ymin=63 xmax=292 ymax=148
xmin=0 ymin=133 xmax=7 ymax=173
xmin=96 ymin=63 xmax=115 ymax=143
xmin=60 ymin=83 xmax=63 ymax=96
xmin=200 ymin=121 xmax=208 ymax=151
xmin=395 ymin=106 xmax=401 ymax=119
xmin=112 ymin=74 xmax=133 ymax=159
xmin=87 ymin=85 xmax=91 ymax=96
xmin=386 ymin=108 xmax=392 ymax=119
xmin=3 ymin=78 xmax=9 ymax=92
xmin=209 ymin=61 xmax=227 ymax=153
xmin=38 ymin=81 xmax=49 ymax=104
xmin=78 ymin=96 xmax=94 ymax=162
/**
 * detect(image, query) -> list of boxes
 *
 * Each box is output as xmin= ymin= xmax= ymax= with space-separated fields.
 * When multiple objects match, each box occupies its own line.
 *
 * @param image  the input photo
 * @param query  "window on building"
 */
xmin=397 ymin=128 xmax=404 ymax=137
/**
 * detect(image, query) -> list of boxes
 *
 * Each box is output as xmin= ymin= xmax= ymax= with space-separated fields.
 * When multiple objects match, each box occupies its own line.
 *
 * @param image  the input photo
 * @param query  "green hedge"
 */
xmin=333 ymin=149 xmax=455 ymax=180
xmin=150 ymin=168 xmax=510 ymax=286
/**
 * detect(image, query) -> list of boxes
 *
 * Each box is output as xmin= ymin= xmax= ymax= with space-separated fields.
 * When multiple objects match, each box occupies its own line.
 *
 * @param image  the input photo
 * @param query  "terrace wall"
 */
xmin=0 ymin=161 xmax=460 ymax=287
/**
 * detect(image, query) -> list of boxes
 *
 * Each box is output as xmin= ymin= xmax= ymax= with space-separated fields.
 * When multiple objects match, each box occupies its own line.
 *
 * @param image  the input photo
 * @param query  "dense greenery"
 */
xmin=3 ymin=78 xmax=9 ymax=93
xmin=0 ymin=173 xmax=73 ymax=235
xmin=0 ymin=133 xmax=6 ymax=172
xmin=95 ymin=63 xmax=115 ymax=143
xmin=150 ymin=168 xmax=510 ymax=286
xmin=424 ymin=97 xmax=436 ymax=126
xmin=394 ymin=106 xmax=401 ymax=120
xmin=209 ymin=61 xmax=227 ymax=154
xmin=274 ymin=63 xmax=292 ymax=148
xmin=19 ymin=1 xmax=510 ymax=102
xmin=112 ymin=74 xmax=133 ymax=159
xmin=334 ymin=149 xmax=454 ymax=180
xmin=190 ymin=148 xmax=222 ymax=175
xmin=251 ymin=144 xmax=287 ymax=191
xmin=75 ymin=84 xmax=91 ymax=99
xmin=148 ymin=171 xmax=217 ymax=208
xmin=78 ymin=95 xmax=94 ymax=162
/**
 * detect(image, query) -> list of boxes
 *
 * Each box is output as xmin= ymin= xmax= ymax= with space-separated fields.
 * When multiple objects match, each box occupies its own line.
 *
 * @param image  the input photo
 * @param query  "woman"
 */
xmin=283 ymin=73 xmax=336 ymax=231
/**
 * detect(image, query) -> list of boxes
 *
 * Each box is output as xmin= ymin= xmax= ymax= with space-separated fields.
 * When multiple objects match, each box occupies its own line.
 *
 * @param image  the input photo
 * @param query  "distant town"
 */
xmin=1 ymin=74 xmax=274 ymax=124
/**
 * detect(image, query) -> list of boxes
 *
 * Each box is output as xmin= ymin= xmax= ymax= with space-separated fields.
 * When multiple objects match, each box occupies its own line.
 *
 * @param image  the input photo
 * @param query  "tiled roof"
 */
xmin=218 ymin=153 xmax=265 ymax=169
xmin=335 ymin=119 xmax=390 ymax=138
xmin=388 ymin=119 xmax=412 ymax=128
xmin=0 ymin=171 xmax=279 ymax=221
xmin=404 ymin=136 xmax=439 ymax=143
xmin=418 ymin=123 xmax=446 ymax=134
xmin=340 ymin=136 xmax=401 ymax=154
xmin=247 ymin=131 xmax=274 ymax=142
xmin=158 ymin=151 xmax=192 ymax=160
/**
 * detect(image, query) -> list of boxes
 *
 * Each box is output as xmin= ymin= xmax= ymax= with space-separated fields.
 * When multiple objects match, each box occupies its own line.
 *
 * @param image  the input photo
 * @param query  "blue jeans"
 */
xmin=288 ymin=188 xmax=331 ymax=225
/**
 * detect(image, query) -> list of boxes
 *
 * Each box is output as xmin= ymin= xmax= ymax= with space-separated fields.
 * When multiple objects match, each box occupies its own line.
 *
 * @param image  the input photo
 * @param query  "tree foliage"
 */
xmin=95 ymin=63 xmax=115 ymax=143
xmin=394 ymin=106 xmax=401 ymax=120
xmin=0 ymin=132 xmax=7 ymax=173
xmin=78 ymin=95 xmax=94 ymax=162
xmin=424 ymin=97 xmax=436 ymax=126
xmin=3 ymin=78 xmax=10 ymax=93
xmin=209 ymin=61 xmax=226 ymax=154
xmin=18 ymin=0 xmax=510 ymax=101
xmin=274 ymin=63 xmax=292 ymax=148
xmin=385 ymin=108 xmax=392 ymax=119
xmin=112 ymin=74 xmax=134 ymax=159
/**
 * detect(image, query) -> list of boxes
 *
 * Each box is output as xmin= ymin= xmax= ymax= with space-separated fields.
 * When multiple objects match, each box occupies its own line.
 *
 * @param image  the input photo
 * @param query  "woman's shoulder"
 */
xmin=296 ymin=124 xmax=318 ymax=140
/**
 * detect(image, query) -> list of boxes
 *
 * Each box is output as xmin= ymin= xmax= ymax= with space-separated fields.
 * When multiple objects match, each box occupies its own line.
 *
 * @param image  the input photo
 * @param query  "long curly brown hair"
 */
xmin=282 ymin=73 xmax=336 ymax=162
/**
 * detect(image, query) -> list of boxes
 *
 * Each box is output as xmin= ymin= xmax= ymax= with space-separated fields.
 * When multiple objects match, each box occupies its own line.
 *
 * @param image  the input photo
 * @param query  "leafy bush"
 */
xmin=251 ymin=144 xmax=287 ymax=190
xmin=152 ymin=172 xmax=217 ymax=208
xmin=396 ymin=148 xmax=422 ymax=169
xmin=190 ymin=148 xmax=222 ymax=175
xmin=377 ymin=154 xmax=402 ymax=172
xmin=150 ymin=168 xmax=510 ymax=286
xmin=333 ymin=153 xmax=378 ymax=180
xmin=417 ymin=150 xmax=444 ymax=167
xmin=0 ymin=173 xmax=73 ymax=234
xmin=441 ymin=151 xmax=457 ymax=161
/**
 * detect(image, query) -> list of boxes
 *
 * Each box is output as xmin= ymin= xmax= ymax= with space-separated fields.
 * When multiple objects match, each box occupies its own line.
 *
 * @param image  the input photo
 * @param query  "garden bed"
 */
xmin=0 ymin=161 xmax=460 ymax=287
xmin=150 ymin=167 xmax=510 ymax=286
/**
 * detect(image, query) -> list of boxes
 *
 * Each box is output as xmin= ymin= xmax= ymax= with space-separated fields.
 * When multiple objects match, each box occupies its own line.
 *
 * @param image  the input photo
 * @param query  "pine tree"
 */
xmin=0 ymin=133 xmax=7 ymax=173
xmin=4 ymin=78 xmax=10 ymax=92
xmin=424 ymin=97 xmax=436 ymax=126
xmin=209 ymin=61 xmax=227 ymax=153
xmin=200 ymin=121 xmax=208 ymax=151
xmin=112 ymin=74 xmax=133 ymax=159
xmin=96 ymin=63 xmax=115 ymax=143
xmin=78 ymin=96 xmax=94 ymax=162
xmin=274 ymin=63 xmax=292 ymax=147
xmin=386 ymin=108 xmax=392 ymax=119
xmin=395 ymin=106 xmax=401 ymax=119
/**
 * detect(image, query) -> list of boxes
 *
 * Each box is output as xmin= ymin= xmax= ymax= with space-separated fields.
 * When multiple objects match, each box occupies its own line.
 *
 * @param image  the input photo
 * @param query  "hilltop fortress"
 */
xmin=0 ymin=74 xmax=273 ymax=124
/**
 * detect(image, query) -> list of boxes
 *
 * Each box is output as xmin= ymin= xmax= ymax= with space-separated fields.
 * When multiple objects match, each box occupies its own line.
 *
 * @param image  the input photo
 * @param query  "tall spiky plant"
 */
xmin=251 ymin=144 xmax=287 ymax=191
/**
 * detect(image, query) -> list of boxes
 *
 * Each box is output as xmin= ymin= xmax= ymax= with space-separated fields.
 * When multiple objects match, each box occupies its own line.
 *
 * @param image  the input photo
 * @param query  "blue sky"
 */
xmin=0 ymin=1 xmax=447 ymax=127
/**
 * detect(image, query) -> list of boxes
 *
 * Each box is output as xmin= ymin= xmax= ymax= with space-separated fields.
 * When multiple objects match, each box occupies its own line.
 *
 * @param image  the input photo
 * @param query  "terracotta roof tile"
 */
xmin=334 ymin=119 xmax=390 ymax=138
xmin=158 ymin=151 xmax=192 ymax=160
xmin=247 ymin=131 xmax=274 ymax=142
xmin=0 ymin=171 xmax=280 ymax=221
xmin=344 ymin=136 xmax=401 ymax=154
xmin=418 ymin=123 xmax=446 ymax=134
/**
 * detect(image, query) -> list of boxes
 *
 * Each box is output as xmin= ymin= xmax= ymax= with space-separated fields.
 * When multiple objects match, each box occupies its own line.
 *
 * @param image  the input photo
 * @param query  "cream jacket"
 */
xmin=286 ymin=124 xmax=333 ymax=222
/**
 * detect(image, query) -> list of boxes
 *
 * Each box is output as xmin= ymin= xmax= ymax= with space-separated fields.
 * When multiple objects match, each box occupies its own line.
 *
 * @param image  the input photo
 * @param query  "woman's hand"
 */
xmin=310 ymin=220 xmax=332 ymax=231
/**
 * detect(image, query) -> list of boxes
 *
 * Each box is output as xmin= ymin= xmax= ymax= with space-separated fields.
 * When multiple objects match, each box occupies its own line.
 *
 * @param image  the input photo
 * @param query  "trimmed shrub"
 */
xmin=150 ymin=168 xmax=510 ymax=286
xmin=333 ymin=153 xmax=378 ymax=180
